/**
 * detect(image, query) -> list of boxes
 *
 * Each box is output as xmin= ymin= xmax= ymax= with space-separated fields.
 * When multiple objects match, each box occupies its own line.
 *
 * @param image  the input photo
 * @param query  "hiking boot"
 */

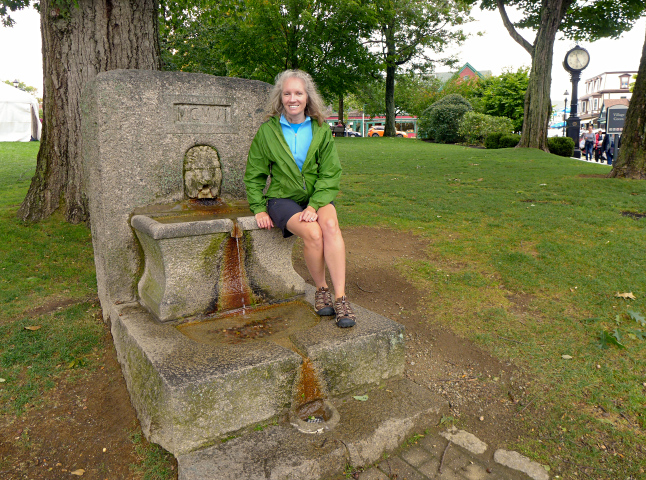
xmin=315 ymin=287 xmax=335 ymax=316
xmin=334 ymin=296 xmax=356 ymax=328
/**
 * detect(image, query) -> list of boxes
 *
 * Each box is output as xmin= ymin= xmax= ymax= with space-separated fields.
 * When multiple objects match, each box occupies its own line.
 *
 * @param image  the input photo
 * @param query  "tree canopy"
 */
xmin=161 ymin=0 xmax=378 ymax=103
xmin=367 ymin=0 xmax=473 ymax=135
xmin=479 ymin=0 xmax=646 ymax=150
xmin=474 ymin=68 xmax=529 ymax=132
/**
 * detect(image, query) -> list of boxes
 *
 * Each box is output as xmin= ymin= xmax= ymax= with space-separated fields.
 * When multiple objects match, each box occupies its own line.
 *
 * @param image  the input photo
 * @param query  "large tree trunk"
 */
xmin=517 ymin=1 xmax=562 ymax=151
xmin=383 ymin=25 xmax=397 ymax=138
xmin=608 ymin=28 xmax=646 ymax=179
xmin=338 ymin=95 xmax=344 ymax=123
xmin=18 ymin=0 xmax=160 ymax=223
xmin=384 ymin=63 xmax=396 ymax=136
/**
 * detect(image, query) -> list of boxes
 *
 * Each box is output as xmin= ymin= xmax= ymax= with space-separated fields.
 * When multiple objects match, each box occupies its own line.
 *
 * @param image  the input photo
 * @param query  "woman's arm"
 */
xmin=244 ymin=127 xmax=271 ymax=215
xmin=308 ymin=128 xmax=342 ymax=210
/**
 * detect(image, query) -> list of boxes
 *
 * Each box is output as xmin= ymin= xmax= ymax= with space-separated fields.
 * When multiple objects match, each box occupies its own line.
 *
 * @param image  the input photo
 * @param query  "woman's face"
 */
xmin=281 ymin=77 xmax=308 ymax=122
xmin=588 ymin=126 xmax=593 ymax=132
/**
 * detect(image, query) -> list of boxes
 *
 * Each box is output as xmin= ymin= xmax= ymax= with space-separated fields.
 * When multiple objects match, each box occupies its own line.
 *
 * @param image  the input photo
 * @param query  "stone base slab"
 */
xmin=177 ymin=378 xmax=447 ymax=480
xmin=110 ymin=291 xmax=406 ymax=456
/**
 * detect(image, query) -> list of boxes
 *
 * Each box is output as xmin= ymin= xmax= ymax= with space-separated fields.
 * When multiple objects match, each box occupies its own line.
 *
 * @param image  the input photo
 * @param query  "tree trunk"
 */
xmin=18 ymin=0 xmax=161 ymax=223
xmin=608 ymin=29 xmax=646 ymax=179
xmin=517 ymin=1 xmax=563 ymax=151
xmin=384 ymin=63 xmax=396 ymax=137
xmin=338 ymin=95 xmax=344 ymax=123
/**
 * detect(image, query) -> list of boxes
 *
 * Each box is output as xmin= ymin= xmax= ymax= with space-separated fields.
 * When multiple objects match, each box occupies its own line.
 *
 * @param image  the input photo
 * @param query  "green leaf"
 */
xmin=598 ymin=330 xmax=626 ymax=350
xmin=352 ymin=395 xmax=369 ymax=402
xmin=627 ymin=329 xmax=646 ymax=340
xmin=627 ymin=310 xmax=646 ymax=326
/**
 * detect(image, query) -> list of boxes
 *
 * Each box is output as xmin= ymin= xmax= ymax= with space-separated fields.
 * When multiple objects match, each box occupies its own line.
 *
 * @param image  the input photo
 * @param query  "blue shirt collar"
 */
xmin=280 ymin=114 xmax=311 ymax=127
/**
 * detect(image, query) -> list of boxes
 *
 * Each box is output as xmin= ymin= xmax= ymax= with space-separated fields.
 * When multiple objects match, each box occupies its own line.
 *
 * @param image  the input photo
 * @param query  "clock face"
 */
xmin=566 ymin=49 xmax=589 ymax=70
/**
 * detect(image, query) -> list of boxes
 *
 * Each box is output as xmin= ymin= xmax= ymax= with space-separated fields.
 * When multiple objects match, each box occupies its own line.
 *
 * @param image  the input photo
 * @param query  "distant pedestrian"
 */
xmin=594 ymin=130 xmax=603 ymax=162
xmin=602 ymin=132 xmax=615 ymax=165
xmin=581 ymin=125 xmax=595 ymax=161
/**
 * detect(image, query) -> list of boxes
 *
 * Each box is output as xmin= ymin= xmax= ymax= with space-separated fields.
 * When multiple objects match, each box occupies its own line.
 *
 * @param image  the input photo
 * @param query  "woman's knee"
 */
xmin=320 ymin=217 xmax=340 ymax=238
xmin=300 ymin=223 xmax=323 ymax=246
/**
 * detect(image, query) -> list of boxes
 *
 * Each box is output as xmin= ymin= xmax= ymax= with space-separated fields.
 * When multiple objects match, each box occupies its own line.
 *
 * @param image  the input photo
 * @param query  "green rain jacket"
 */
xmin=244 ymin=115 xmax=342 ymax=214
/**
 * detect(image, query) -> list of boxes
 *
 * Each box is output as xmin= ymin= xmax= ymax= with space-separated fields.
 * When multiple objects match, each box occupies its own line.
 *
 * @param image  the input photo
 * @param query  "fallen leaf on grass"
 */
xmin=24 ymin=326 xmax=41 ymax=331
xmin=627 ymin=310 xmax=646 ymax=326
xmin=627 ymin=329 xmax=646 ymax=340
xmin=70 ymin=469 xmax=85 ymax=476
xmin=561 ymin=355 xmax=573 ymax=360
xmin=0 ymin=378 xmax=6 ymax=382
xmin=598 ymin=330 xmax=626 ymax=350
xmin=352 ymin=395 xmax=368 ymax=402
xmin=615 ymin=292 xmax=636 ymax=300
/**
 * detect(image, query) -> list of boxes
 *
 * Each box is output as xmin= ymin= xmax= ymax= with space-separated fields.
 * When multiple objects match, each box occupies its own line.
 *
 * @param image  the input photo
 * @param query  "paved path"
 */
xmin=330 ymin=426 xmax=549 ymax=480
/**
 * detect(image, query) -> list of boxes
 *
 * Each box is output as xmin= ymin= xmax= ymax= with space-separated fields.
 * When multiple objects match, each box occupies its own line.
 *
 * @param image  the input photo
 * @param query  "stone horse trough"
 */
xmin=82 ymin=70 xmax=443 ymax=478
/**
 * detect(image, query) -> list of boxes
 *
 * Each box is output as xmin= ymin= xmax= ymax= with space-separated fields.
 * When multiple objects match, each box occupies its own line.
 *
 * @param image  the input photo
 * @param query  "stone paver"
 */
xmin=402 ymin=446 xmax=433 ymax=467
xmin=331 ymin=427 xmax=549 ymax=480
xmin=358 ymin=467 xmax=390 ymax=480
xmin=494 ymin=450 xmax=550 ymax=480
xmin=461 ymin=463 xmax=489 ymax=480
xmin=440 ymin=427 xmax=488 ymax=455
xmin=377 ymin=456 xmax=426 ymax=480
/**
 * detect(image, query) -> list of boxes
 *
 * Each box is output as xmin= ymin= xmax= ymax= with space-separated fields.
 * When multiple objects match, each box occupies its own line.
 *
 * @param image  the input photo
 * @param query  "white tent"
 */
xmin=0 ymin=82 xmax=41 ymax=142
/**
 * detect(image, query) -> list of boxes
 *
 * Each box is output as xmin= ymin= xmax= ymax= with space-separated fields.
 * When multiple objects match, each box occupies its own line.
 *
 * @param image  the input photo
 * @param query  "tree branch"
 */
xmin=496 ymin=0 xmax=533 ymax=55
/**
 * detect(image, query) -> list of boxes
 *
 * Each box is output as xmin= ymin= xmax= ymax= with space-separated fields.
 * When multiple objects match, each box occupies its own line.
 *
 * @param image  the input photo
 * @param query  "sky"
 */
xmin=0 ymin=5 xmax=644 ymax=106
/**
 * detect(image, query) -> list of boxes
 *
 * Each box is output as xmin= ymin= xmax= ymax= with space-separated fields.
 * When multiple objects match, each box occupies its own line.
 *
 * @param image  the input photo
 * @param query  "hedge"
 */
xmin=548 ymin=137 xmax=575 ymax=157
xmin=418 ymin=94 xmax=473 ymax=143
xmin=499 ymin=134 xmax=521 ymax=148
xmin=458 ymin=112 xmax=514 ymax=146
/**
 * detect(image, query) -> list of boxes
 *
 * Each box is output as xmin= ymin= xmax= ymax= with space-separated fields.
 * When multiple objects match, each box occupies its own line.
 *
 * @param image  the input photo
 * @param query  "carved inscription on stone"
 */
xmin=175 ymin=104 xmax=231 ymax=125
xmin=184 ymin=146 xmax=223 ymax=199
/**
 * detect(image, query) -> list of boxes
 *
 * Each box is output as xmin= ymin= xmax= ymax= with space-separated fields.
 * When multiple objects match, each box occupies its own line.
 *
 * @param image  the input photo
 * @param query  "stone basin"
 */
xmin=110 ymin=286 xmax=406 ymax=456
xmin=131 ymin=203 xmax=306 ymax=323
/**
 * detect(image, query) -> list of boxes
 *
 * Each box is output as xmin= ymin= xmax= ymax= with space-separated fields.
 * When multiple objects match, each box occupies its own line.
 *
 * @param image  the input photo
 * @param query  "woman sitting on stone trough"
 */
xmin=244 ymin=69 xmax=356 ymax=328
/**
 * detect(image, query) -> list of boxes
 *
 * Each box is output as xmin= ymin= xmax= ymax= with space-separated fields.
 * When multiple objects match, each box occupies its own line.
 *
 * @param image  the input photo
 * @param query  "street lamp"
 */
xmin=12 ymin=79 xmax=20 ymax=89
xmin=563 ymin=90 xmax=569 ymax=137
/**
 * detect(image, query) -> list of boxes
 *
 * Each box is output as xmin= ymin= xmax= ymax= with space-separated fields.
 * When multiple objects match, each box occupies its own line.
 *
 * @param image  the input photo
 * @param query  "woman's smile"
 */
xmin=282 ymin=77 xmax=308 ymax=123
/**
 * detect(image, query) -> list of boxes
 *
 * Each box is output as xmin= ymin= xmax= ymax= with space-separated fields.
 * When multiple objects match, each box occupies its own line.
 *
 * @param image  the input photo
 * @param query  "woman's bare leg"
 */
xmin=316 ymin=204 xmax=346 ymax=299
xmin=286 ymin=213 xmax=327 ymax=288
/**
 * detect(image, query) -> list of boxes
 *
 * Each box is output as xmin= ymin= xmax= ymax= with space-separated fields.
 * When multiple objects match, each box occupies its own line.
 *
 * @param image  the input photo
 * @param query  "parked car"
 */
xmin=367 ymin=125 xmax=407 ymax=137
xmin=345 ymin=129 xmax=361 ymax=137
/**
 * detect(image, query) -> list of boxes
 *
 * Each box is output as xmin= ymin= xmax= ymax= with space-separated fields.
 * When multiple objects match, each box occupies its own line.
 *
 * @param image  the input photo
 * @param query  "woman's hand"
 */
xmin=255 ymin=212 xmax=274 ymax=229
xmin=299 ymin=206 xmax=318 ymax=223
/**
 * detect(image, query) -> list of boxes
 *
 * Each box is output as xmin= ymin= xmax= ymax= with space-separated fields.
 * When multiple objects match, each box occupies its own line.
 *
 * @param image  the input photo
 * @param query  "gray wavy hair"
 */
xmin=266 ymin=70 xmax=328 ymax=126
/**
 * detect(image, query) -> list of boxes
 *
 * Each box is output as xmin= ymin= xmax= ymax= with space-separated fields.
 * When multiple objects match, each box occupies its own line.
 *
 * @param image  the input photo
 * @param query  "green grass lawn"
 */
xmin=335 ymin=137 xmax=645 ymax=478
xmin=1 ymin=139 xmax=645 ymax=478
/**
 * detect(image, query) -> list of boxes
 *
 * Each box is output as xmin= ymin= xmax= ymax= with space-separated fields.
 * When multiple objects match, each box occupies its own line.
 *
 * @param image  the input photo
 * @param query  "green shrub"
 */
xmin=499 ymin=134 xmax=521 ymax=148
xmin=485 ymin=132 xmax=504 ymax=149
xmin=418 ymin=94 xmax=472 ymax=143
xmin=458 ymin=112 xmax=514 ymax=145
xmin=548 ymin=136 xmax=575 ymax=157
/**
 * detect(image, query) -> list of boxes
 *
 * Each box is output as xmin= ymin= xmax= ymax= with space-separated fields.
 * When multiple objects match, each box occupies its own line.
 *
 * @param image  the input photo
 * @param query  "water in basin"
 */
xmin=133 ymin=198 xmax=253 ymax=224
xmin=176 ymin=300 xmax=320 ymax=350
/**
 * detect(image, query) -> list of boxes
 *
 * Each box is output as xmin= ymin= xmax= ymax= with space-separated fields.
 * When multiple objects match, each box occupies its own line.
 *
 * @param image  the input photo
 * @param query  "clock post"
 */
xmin=563 ymin=46 xmax=590 ymax=159
xmin=567 ymin=70 xmax=583 ymax=158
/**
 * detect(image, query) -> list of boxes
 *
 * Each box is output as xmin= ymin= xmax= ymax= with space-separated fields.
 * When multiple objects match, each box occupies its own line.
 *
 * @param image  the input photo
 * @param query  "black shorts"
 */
xmin=266 ymin=198 xmax=334 ymax=238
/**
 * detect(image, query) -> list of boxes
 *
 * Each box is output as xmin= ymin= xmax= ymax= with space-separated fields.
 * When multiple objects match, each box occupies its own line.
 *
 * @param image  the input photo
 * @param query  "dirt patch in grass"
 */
xmin=621 ymin=211 xmax=646 ymax=219
xmin=294 ymin=226 xmax=528 ymax=447
xmin=0 ymin=326 xmax=177 ymax=479
xmin=22 ymin=296 xmax=98 ymax=319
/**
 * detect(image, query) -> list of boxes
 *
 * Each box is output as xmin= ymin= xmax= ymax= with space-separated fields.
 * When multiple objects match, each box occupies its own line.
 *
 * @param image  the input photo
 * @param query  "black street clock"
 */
xmin=563 ymin=45 xmax=590 ymax=158
xmin=564 ymin=46 xmax=590 ymax=72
